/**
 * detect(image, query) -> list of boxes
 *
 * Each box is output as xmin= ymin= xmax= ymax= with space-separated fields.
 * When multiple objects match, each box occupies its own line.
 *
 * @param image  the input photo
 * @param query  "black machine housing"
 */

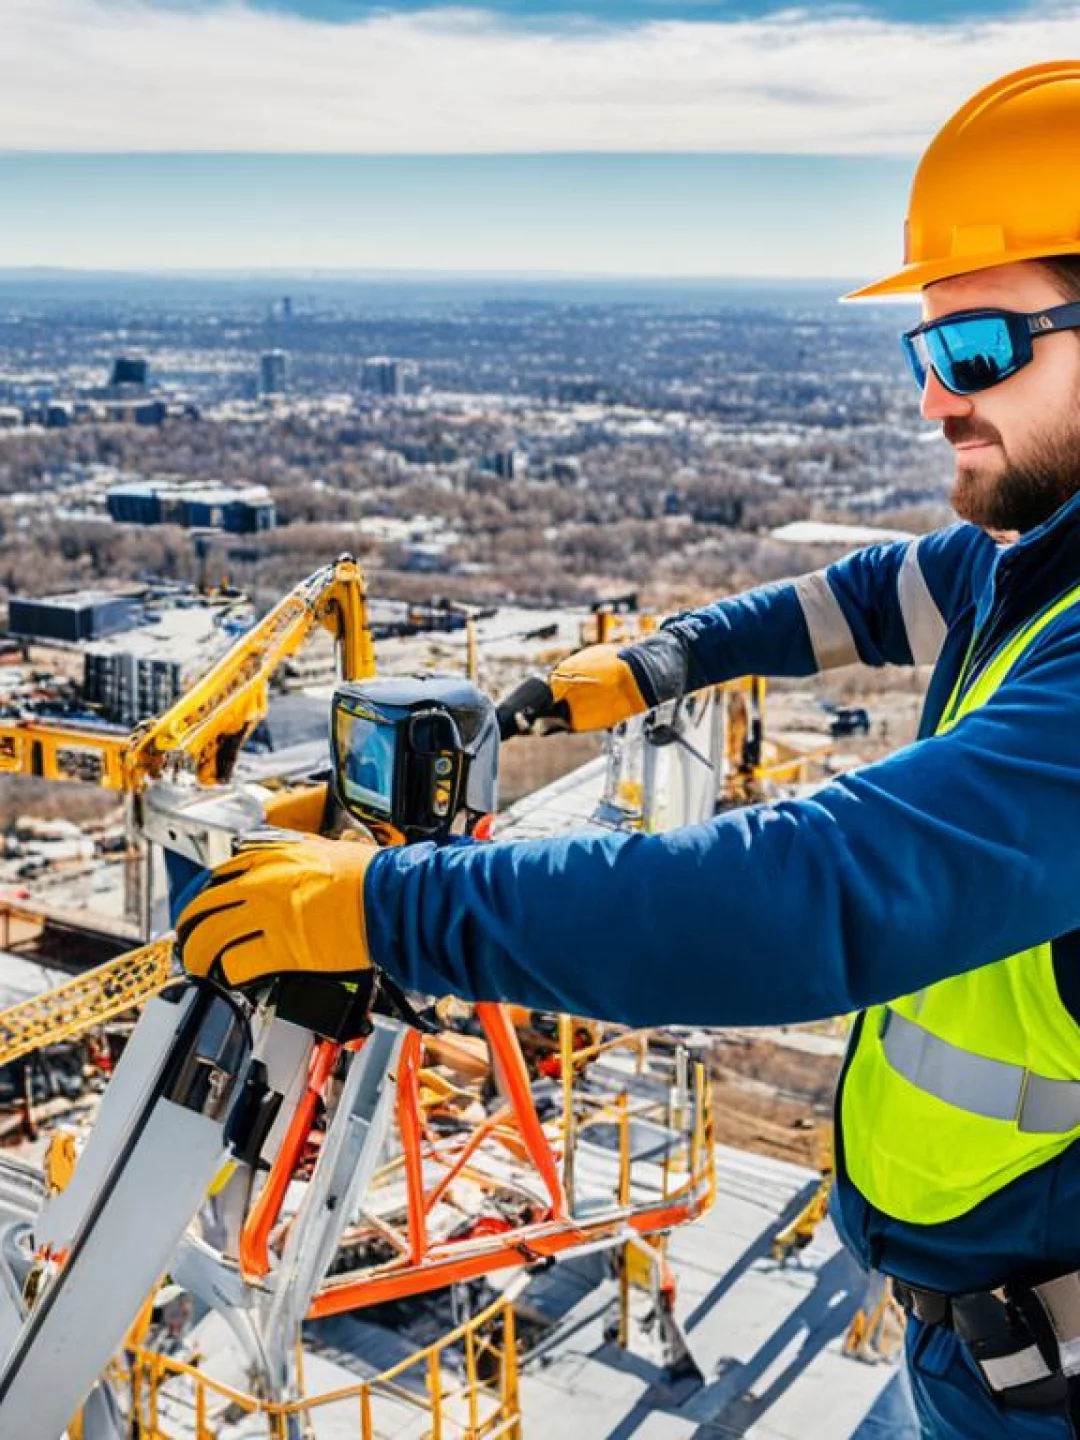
xmin=331 ymin=675 xmax=499 ymax=843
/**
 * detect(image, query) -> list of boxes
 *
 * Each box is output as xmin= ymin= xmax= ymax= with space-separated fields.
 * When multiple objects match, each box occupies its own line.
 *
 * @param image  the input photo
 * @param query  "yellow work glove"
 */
xmin=261 ymin=782 xmax=329 ymax=835
xmin=553 ymin=644 xmax=652 ymax=732
xmin=497 ymin=632 xmax=689 ymax=738
xmin=176 ymin=832 xmax=376 ymax=988
xmin=496 ymin=645 xmax=646 ymax=738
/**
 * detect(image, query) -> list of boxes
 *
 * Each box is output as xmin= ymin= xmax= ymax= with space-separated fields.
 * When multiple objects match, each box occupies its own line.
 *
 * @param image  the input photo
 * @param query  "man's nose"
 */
xmin=921 ymin=368 xmax=974 ymax=423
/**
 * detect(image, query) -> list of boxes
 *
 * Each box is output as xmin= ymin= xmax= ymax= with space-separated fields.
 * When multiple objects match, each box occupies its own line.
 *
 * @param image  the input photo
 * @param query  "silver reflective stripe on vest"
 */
xmin=791 ymin=572 xmax=859 ymax=670
xmin=881 ymin=1009 xmax=1080 ymax=1134
xmin=897 ymin=541 xmax=947 ymax=666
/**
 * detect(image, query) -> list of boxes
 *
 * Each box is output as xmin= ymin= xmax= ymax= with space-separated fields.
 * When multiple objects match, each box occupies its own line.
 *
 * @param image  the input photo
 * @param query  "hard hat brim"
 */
xmin=844 ymin=240 xmax=1080 ymax=301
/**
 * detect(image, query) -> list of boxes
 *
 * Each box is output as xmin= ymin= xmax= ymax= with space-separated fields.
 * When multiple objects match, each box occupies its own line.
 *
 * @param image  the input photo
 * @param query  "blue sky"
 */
xmin=0 ymin=153 xmax=910 ymax=278
xmin=3 ymin=0 xmax=1079 ymax=275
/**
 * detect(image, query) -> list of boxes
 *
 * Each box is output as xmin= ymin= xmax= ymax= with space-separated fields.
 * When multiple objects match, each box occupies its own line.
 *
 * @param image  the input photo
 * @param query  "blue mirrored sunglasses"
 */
xmin=902 ymin=302 xmax=1080 ymax=396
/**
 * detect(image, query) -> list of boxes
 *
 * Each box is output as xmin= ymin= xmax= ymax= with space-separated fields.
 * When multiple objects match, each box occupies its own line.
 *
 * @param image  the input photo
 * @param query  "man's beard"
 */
xmin=948 ymin=415 xmax=1080 ymax=534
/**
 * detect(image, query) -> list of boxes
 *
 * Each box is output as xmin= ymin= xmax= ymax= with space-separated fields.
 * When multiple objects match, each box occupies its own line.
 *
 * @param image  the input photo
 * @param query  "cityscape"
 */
xmin=0 ymin=273 xmax=946 ymax=768
xmin=0 ymin=274 xmax=945 ymax=601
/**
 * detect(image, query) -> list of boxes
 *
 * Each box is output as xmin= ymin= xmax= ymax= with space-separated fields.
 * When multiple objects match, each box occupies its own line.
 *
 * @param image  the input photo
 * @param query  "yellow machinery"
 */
xmin=0 ymin=556 xmax=376 ymax=1070
xmin=770 ymin=1123 xmax=906 ymax=1359
xmin=771 ymin=1125 xmax=834 ymax=1266
xmin=0 ymin=938 xmax=173 ymax=1069
xmin=0 ymin=556 xmax=374 ymax=792
xmin=844 ymin=1278 xmax=906 ymax=1363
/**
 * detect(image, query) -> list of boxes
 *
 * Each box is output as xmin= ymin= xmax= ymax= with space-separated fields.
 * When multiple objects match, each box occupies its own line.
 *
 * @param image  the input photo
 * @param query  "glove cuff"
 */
xmin=619 ymin=631 xmax=689 ymax=709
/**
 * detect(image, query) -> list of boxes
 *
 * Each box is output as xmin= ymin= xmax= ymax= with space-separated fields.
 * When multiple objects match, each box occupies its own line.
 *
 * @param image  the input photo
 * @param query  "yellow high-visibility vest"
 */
xmin=843 ymin=583 xmax=1080 ymax=1224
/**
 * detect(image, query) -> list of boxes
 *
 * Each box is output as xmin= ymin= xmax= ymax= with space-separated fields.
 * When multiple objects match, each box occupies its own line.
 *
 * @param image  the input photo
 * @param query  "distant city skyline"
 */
xmin=3 ymin=0 xmax=1079 ymax=275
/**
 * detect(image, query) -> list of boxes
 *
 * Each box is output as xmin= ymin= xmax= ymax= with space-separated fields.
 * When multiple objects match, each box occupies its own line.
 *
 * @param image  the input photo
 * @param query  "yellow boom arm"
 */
xmin=0 ymin=556 xmax=375 ymax=793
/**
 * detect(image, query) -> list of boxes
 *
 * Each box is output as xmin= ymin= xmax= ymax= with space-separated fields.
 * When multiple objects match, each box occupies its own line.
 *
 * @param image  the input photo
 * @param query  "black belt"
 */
xmin=894 ymin=1277 xmax=1080 ymax=1417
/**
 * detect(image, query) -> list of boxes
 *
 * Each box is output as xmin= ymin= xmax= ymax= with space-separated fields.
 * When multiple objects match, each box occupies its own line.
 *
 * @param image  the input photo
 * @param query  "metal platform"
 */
xmin=145 ymin=1144 xmax=914 ymax=1439
xmin=516 ymin=1144 xmax=917 ymax=1439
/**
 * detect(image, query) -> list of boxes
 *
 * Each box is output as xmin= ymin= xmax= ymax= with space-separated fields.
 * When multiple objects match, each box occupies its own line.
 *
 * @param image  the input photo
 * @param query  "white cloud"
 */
xmin=2 ymin=0 xmax=1079 ymax=153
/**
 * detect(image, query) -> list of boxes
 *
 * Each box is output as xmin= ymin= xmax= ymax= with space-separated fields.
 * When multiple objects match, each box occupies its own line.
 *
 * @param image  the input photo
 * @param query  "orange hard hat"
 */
xmin=847 ymin=62 xmax=1080 ymax=299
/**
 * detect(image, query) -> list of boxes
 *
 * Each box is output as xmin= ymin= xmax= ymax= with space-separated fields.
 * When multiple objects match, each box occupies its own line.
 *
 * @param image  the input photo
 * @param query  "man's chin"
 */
xmin=951 ymin=455 xmax=1080 ymax=535
xmin=950 ymin=462 xmax=1004 ymax=528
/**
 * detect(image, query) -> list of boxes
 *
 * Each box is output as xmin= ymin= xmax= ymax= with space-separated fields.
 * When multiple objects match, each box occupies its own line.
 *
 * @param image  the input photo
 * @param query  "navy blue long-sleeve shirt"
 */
xmin=366 ymin=495 xmax=1080 ymax=1292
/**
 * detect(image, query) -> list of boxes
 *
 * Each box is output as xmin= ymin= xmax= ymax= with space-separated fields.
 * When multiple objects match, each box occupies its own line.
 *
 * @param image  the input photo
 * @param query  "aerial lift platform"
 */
xmin=0 ymin=559 xmax=721 ymax=1438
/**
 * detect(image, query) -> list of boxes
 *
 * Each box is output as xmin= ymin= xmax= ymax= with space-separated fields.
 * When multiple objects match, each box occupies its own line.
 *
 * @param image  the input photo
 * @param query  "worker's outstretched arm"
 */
xmin=665 ymin=523 xmax=992 ymax=690
xmin=362 ymin=612 xmax=1080 ymax=1027
xmin=497 ymin=525 xmax=992 ymax=737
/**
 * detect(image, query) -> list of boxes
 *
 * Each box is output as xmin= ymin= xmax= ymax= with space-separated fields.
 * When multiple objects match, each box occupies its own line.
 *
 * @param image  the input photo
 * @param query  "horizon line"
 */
xmin=0 ymin=264 xmax=892 ymax=286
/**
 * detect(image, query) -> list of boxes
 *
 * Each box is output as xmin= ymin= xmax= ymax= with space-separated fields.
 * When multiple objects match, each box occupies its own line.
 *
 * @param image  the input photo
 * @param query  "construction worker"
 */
xmin=180 ymin=63 xmax=1080 ymax=1438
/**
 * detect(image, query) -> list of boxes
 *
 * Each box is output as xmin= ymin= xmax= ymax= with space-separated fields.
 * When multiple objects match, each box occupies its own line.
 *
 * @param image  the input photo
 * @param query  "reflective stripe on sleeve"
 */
xmin=898 ymin=541 xmax=947 ymax=666
xmin=791 ymin=572 xmax=859 ymax=671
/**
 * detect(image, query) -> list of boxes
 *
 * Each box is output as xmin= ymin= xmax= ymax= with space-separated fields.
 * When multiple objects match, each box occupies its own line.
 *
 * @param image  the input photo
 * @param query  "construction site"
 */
xmin=0 ymin=557 xmax=911 ymax=1439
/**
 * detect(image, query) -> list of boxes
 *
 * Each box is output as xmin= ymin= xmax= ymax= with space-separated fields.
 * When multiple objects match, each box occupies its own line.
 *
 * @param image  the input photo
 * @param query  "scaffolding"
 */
xmin=118 ymin=1293 xmax=521 ymax=1440
xmin=306 ymin=1021 xmax=714 ymax=1315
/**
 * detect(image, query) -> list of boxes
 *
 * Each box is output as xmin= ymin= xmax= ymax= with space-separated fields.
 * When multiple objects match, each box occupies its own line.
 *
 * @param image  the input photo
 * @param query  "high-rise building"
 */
xmin=259 ymin=350 xmax=289 ymax=396
xmin=109 ymin=357 xmax=148 ymax=392
xmin=480 ymin=449 xmax=527 ymax=481
xmin=361 ymin=358 xmax=408 ymax=398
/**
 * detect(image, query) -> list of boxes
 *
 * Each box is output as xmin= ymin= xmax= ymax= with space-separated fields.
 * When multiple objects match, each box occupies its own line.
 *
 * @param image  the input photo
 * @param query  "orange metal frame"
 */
xmin=240 ymin=1038 xmax=343 ymax=1281
xmin=236 ymin=1002 xmax=714 ymax=1317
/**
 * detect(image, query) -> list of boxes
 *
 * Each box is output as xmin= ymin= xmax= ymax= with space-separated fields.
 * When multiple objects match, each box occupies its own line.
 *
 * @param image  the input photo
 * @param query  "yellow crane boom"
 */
xmin=0 ymin=556 xmax=377 ymax=1066
xmin=0 ymin=555 xmax=375 ymax=792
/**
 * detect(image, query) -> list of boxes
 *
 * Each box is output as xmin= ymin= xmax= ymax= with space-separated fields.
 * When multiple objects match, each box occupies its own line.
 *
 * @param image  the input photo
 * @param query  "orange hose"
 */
xmin=240 ymin=1038 xmax=341 ymax=1280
